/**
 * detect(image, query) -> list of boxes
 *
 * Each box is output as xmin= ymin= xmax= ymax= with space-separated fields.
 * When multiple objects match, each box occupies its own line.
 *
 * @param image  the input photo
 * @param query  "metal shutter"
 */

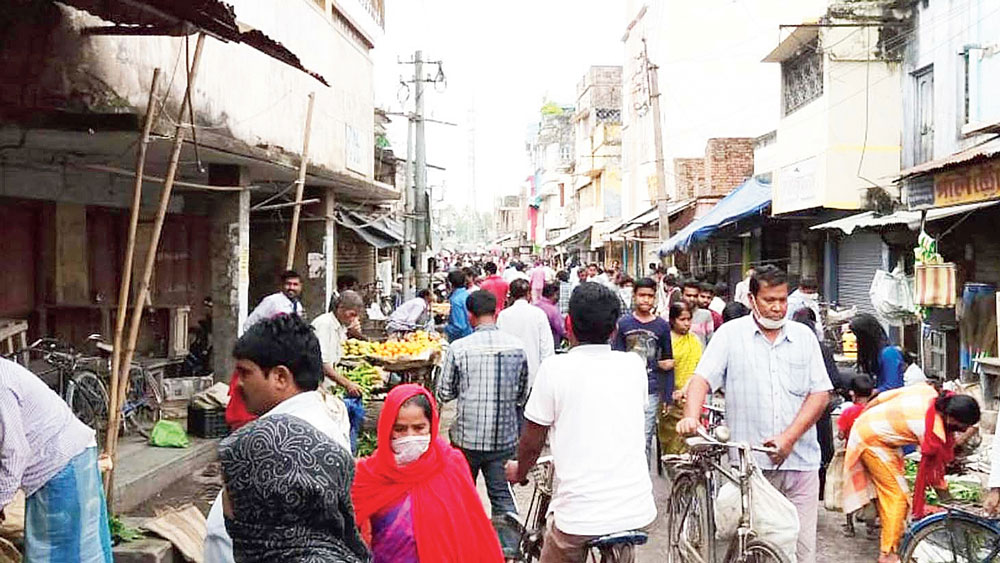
xmin=837 ymin=232 xmax=886 ymax=315
xmin=336 ymin=226 xmax=376 ymax=286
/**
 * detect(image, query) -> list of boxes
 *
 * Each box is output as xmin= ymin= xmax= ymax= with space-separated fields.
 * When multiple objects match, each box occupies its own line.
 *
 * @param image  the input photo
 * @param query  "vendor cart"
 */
xmin=367 ymin=349 xmax=442 ymax=392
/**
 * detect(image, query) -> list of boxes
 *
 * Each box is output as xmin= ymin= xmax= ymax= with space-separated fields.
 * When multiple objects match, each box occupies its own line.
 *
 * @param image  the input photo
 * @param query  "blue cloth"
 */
xmin=612 ymin=315 xmax=674 ymax=400
xmin=444 ymin=288 xmax=472 ymax=341
xmin=876 ymin=346 xmax=905 ymax=393
xmin=24 ymin=446 xmax=113 ymax=563
xmin=343 ymin=396 xmax=366 ymax=454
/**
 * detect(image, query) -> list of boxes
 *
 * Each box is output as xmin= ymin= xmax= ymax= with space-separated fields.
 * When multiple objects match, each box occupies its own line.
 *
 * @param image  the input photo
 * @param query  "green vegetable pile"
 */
xmin=903 ymin=459 xmax=983 ymax=504
xmin=109 ymin=515 xmax=144 ymax=545
xmin=356 ymin=430 xmax=378 ymax=458
xmin=339 ymin=362 xmax=383 ymax=399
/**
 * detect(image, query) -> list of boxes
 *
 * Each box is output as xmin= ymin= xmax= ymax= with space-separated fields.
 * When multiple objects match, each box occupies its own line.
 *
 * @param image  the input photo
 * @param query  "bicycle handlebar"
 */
xmin=689 ymin=427 xmax=779 ymax=455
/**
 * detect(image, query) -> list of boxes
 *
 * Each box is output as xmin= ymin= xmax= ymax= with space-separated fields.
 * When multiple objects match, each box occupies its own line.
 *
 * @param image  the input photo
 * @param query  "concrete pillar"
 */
xmin=295 ymin=187 xmax=333 ymax=317
xmin=209 ymin=164 xmax=250 ymax=382
xmin=325 ymin=189 xmax=336 ymax=310
xmin=55 ymin=203 xmax=89 ymax=304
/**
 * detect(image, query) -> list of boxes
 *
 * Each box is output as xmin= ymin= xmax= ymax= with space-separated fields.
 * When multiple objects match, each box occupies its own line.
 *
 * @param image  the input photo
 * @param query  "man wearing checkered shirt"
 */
xmin=438 ymin=289 xmax=528 ymax=550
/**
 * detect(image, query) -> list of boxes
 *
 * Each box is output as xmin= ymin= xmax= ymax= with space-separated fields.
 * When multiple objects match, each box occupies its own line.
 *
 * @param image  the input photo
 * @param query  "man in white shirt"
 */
xmin=506 ymin=282 xmax=656 ymax=562
xmin=312 ymin=290 xmax=367 ymax=451
xmin=733 ymin=267 xmax=755 ymax=308
xmin=243 ymin=270 xmax=305 ymax=331
xmin=205 ymin=315 xmax=352 ymax=563
xmin=386 ymin=288 xmax=434 ymax=333
xmin=498 ymin=279 xmax=555 ymax=389
xmin=786 ymin=277 xmax=824 ymax=339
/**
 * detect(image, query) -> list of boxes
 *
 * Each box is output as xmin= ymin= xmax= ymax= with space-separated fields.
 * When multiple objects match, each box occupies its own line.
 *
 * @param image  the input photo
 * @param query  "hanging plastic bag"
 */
xmin=824 ymin=450 xmax=846 ymax=511
xmin=869 ymin=268 xmax=918 ymax=325
xmin=149 ymin=420 xmax=190 ymax=448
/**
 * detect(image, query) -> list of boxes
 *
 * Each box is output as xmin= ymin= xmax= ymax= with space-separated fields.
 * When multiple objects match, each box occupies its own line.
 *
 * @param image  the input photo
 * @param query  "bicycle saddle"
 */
xmin=585 ymin=530 xmax=648 ymax=549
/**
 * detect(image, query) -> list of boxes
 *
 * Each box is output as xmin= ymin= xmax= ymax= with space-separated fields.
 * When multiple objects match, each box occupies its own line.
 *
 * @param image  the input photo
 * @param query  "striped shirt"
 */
xmin=437 ymin=324 xmax=529 ymax=451
xmin=0 ymin=358 xmax=95 ymax=507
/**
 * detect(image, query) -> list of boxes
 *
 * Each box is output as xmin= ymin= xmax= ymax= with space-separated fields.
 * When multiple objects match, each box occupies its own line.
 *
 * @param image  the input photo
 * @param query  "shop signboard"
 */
xmin=904 ymin=176 xmax=935 ymax=210
xmin=933 ymin=160 xmax=1000 ymax=207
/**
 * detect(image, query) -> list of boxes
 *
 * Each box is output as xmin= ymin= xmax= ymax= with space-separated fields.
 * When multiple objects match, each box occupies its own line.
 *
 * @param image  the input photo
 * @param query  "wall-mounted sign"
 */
xmin=933 ymin=160 xmax=1000 ymax=207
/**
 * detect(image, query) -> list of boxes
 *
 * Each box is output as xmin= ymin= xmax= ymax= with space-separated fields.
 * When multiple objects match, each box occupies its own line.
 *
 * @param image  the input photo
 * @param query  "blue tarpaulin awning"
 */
xmin=659 ymin=177 xmax=771 ymax=256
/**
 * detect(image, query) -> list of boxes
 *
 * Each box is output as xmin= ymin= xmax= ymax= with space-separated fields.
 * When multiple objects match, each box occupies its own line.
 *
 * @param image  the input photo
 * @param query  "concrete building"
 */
xmin=0 ymin=0 xmax=396 ymax=378
xmin=526 ymin=105 xmax=575 ymax=248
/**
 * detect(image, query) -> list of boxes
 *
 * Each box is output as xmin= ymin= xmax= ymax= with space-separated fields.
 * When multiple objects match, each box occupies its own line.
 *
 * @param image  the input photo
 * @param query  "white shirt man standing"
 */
xmin=733 ymin=267 xmax=755 ymax=308
xmin=498 ymin=278 xmax=555 ymax=389
xmin=243 ymin=270 xmax=306 ymax=331
xmin=507 ymin=282 xmax=655 ymax=562
xmin=677 ymin=265 xmax=831 ymax=563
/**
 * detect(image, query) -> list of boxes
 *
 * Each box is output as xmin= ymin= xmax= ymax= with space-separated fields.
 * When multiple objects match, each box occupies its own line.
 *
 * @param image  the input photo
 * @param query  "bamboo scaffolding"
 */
xmin=285 ymin=92 xmax=316 ymax=270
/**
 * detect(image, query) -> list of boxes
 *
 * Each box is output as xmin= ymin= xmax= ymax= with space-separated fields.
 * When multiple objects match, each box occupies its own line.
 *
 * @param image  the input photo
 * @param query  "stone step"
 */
xmin=112 ymin=433 xmax=220 ymax=514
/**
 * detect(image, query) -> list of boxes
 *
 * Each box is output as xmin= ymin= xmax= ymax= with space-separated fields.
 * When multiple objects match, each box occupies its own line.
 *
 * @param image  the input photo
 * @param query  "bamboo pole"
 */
xmin=105 ymin=68 xmax=161 ymax=466
xmin=105 ymin=34 xmax=206 ymax=504
xmin=285 ymin=92 xmax=316 ymax=270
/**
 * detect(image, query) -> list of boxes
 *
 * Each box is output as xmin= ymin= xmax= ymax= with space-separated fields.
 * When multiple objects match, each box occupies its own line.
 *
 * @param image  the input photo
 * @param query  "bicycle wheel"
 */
xmin=124 ymin=367 xmax=162 ymax=437
xmin=739 ymin=538 xmax=790 ymax=563
xmin=65 ymin=370 xmax=109 ymax=438
xmin=901 ymin=515 xmax=1000 ymax=563
xmin=667 ymin=471 xmax=713 ymax=563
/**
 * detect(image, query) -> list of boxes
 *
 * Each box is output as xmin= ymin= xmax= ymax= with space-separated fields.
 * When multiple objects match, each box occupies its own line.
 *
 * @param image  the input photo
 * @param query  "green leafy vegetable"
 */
xmin=356 ymin=430 xmax=377 ymax=458
xmin=109 ymin=515 xmax=144 ymax=545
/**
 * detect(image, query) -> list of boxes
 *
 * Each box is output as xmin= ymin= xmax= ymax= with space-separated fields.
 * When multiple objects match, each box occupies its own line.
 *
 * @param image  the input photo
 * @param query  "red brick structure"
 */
xmin=701 ymin=137 xmax=754 ymax=197
xmin=673 ymin=158 xmax=705 ymax=200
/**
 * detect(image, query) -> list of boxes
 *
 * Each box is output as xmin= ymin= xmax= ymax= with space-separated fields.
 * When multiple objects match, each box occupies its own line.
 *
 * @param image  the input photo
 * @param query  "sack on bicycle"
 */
xmin=713 ymin=469 xmax=800 ymax=562
xmin=823 ymin=450 xmax=846 ymax=511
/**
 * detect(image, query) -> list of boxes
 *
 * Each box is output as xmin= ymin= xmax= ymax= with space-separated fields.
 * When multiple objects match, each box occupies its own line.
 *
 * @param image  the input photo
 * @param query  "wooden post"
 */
xmin=105 ymin=34 xmax=206 ymax=504
xmin=105 ymin=67 xmax=160 ymax=461
xmin=286 ymin=92 xmax=316 ymax=270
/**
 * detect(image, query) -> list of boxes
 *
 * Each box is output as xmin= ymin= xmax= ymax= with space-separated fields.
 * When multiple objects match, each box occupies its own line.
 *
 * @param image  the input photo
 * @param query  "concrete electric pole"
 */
xmin=642 ymin=38 xmax=671 ymax=263
xmin=401 ymin=115 xmax=414 ymax=300
xmin=414 ymin=50 xmax=429 ymax=290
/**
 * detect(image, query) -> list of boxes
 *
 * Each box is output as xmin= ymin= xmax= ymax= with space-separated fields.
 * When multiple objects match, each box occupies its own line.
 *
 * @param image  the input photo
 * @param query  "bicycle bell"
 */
xmin=712 ymin=425 xmax=731 ymax=443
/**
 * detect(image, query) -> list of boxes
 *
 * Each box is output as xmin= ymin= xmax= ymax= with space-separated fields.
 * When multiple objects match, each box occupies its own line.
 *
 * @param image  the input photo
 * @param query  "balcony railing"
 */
xmin=358 ymin=0 xmax=384 ymax=29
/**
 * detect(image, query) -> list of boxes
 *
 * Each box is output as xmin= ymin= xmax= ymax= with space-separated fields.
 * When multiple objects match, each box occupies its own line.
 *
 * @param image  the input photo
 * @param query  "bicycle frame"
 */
xmin=901 ymin=507 xmax=1000 ymax=562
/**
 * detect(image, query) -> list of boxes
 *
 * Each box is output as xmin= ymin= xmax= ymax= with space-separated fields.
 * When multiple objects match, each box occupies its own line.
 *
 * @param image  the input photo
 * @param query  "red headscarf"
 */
xmin=912 ymin=391 xmax=956 ymax=518
xmin=352 ymin=384 xmax=503 ymax=562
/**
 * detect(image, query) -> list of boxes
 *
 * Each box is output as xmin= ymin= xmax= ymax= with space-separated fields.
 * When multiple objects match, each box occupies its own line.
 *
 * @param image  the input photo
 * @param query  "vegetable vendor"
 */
xmin=386 ymin=288 xmax=435 ymax=334
xmin=313 ymin=290 xmax=368 ymax=451
xmin=843 ymin=383 xmax=981 ymax=563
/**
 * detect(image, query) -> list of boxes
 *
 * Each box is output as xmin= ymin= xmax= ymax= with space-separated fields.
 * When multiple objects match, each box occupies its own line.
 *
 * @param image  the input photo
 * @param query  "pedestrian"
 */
xmin=352 ymin=384 xmax=504 ymax=562
xmin=438 ymin=290 xmax=528 ymax=552
xmin=480 ymin=262 xmax=510 ymax=313
xmin=659 ymin=301 xmax=703 ymax=455
xmin=679 ymin=279 xmax=715 ymax=344
xmin=787 ymin=277 xmax=824 ymax=339
xmin=464 ymin=266 xmax=481 ymax=291
xmin=214 ymin=315 xmax=367 ymax=563
xmin=656 ymin=273 xmax=681 ymax=315
xmin=843 ymin=385 xmax=980 ymax=563
xmin=530 ymin=260 xmax=547 ymax=302
xmin=710 ymin=281 xmax=728 ymax=315
xmin=536 ymin=281 xmax=567 ymax=346
xmin=733 ymin=267 xmax=755 ymax=308
xmin=443 ymin=269 xmax=472 ymax=341
xmin=722 ymin=301 xmax=750 ymax=323
xmin=0 ymin=358 xmax=113 ymax=562
xmin=697 ymin=282 xmax=723 ymax=329
xmin=244 ymin=269 xmax=305 ymax=330
xmin=386 ymin=288 xmax=435 ymax=334
xmin=677 ymin=265 xmax=832 ymax=563
xmin=850 ymin=313 xmax=905 ymax=394
xmin=615 ymin=273 xmax=635 ymax=315
xmin=612 ymin=277 xmax=674 ymax=466
xmin=313 ymin=290 xmax=368 ymax=451
xmin=557 ymin=270 xmax=573 ymax=316
xmin=506 ymin=282 xmax=656 ymax=563
xmin=498 ymin=279 xmax=555 ymax=388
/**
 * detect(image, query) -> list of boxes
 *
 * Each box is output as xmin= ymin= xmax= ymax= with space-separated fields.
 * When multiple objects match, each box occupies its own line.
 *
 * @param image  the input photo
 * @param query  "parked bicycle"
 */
xmin=662 ymin=426 xmax=789 ymax=563
xmin=900 ymin=499 xmax=1000 ymax=562
xmin=499 ymin=455 xmax=649 ymax=562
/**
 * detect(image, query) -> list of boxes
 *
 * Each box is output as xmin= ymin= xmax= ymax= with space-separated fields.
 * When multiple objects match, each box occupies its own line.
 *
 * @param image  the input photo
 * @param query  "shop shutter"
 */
xmin=837 ymin=232 xmax=887 ymax=315
xmin=974 ymin=232 xmax=1000 ymax=284
xmin=336 ymin=226 xmax=376 ymax=286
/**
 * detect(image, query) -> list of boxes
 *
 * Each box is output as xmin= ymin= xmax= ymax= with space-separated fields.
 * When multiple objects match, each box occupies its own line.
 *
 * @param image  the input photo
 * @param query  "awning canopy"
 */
xmin=336 ymin=207 xmax=403 ymax=249
xmin=810 ymin=200 xmax=999 ymax=234
xmin=900 ymin=136 xmax=1000 ymax=179
xmin=545 ymin=224 xmax=591 ymax=249
xmin=659 ymin=178 xmax=771 ymax=256
xmin=605 ymin=199 xmax=695 ymax=238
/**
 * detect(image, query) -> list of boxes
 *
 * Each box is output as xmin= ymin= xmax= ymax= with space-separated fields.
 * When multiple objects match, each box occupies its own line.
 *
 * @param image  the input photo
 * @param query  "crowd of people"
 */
xmin=1 ymin=256 xmax=997 ymax=563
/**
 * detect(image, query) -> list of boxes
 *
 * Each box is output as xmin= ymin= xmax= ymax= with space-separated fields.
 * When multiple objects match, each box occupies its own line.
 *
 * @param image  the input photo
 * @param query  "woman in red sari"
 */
xmin=352 ymin=384 xmax=504 ymax=563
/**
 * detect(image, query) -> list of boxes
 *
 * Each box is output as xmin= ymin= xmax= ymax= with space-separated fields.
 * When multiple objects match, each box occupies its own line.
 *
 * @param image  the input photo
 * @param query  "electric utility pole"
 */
xmin=401 ymin=116 xmax=414 ymax=300
xmin=642 ymin=38 xmax=671 ymax=263
xmin=414 ymin=50 xmax=429 ymax=290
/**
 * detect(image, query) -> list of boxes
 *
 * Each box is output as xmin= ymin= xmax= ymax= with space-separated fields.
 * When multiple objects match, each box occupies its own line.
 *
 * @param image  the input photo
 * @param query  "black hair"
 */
xmin=698 ymin=281 xmax=715 ymax=294
xmin=509 ymin=279 xmax=531 ymax=301
xmin=462 ymin=266 xmax=476 ymax=281
xmin=416 ymin=288 xmax=432 ymax=299
xmin=799 ymin=277 xmax=819 ymax=291
xmin=514 ymin=262 xmax=526 ymax=272
xmin=849 ymin=313 xmax=890 ymax=377
xmin=542 ymin=281 xmax=560 ymax=299
xmin=669 ymin=301 xmax=692 ymax=322
xmin=400 ymin=393 xmax=433 ymax=422
xmin=714 ymin=282 xmax=729 ymax=297
xmin=447 ymin=269 xmax=467 ymax=288
xmin=664 ymin=274 xmax=678 ymax=287
xmin=556 ymin=270 xmax=570 ymax=283
xmin=484 ymin=262 xmax=498 ymax=275
xmin=466 ymin=289 xmax=497 ymax=317
xmin=232 ymin=314 xmax=322 ymax=392
xmin=569 ymin=282 xmax=620 ymax=344
xmin=749 ymin=265 xmax=787 ymax=296
xmin=635 ymin=277 xmax=657 ymax=291
xmin=682 ymin=278 xmax=701 ymax=291
xmin=935 ymin=393 xmax=981 ymax=426
xmin=281 ymin=269 xmax=301 ymax=282
xmin=722 ymin=302 xmax=751 ymax=323
xmin=792 ymin=307 xmax=817 ymax=323
xmin=335 ymin=273 xmax=358 ymax=291
xmin=848 ymin=374 xmax=874 ymax=398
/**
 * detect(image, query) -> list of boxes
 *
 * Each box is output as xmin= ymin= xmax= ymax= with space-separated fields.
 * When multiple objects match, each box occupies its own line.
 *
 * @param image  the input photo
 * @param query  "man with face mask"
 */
xmin=676 ymin=265 xmax=832 ymax=563
xmin=786 ymin=277 xmax=824 ymax=339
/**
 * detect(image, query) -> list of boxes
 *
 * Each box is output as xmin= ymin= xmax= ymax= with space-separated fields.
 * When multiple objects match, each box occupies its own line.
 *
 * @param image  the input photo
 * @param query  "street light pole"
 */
xmin=414 ymin=50 xmax=429 ymax=289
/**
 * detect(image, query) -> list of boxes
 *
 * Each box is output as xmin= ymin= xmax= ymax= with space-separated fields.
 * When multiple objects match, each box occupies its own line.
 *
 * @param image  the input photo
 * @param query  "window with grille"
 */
xmin=781 ymin=40 xmax=823 ymax=116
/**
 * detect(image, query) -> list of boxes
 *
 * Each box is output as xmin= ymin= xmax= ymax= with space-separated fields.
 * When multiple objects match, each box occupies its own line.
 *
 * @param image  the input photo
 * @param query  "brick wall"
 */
xmin=702 ymin=138 xmax=754 ymax=197
xmin=673 ymin=158 xmax=705 ymax=200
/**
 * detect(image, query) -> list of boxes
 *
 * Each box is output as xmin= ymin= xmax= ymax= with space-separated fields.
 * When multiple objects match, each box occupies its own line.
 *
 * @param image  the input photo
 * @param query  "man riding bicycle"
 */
xmin=506 ymin=282 xmax=655 ymax=562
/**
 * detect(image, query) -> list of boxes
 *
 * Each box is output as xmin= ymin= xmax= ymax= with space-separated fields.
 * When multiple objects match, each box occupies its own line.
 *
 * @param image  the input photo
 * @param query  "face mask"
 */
xmin=392 ymin=435 xmax=431 ymax=466
xmin=750 ymin=295 xmax=786 ymax=330
xmin=619 ymin=287 xmax=634 ymax=303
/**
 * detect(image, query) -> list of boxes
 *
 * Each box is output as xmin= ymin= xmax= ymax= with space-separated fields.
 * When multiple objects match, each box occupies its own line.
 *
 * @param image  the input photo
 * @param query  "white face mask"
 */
xmin=392 ymin=435 xmax=431 ymax=466
xmin=619 ymin=287 xmax=634 ymax=303
xmin=750 ymin=295 xmax=786 ymax=330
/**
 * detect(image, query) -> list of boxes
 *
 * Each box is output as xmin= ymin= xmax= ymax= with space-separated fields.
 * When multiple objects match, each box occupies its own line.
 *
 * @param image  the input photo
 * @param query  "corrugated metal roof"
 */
xmin=809 ymin=200 xmax=999 ymax=234
xmin=900 ymin=136 xmax=1000 ymax=178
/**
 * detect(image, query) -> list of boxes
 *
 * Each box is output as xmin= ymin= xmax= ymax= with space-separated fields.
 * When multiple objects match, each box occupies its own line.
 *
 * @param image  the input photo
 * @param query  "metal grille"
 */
xmin=595 ymin=108 xmax=621 ymax=122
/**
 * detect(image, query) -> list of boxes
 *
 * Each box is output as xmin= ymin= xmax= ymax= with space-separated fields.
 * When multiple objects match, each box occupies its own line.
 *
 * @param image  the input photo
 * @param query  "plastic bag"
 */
xmin=869 ymin=268 xmax=918 ymax=324
xmin=824 ymin=450 xmax=846 ymax=511
xmin=149 ymin=420 xmax=190 ymax=448
xmin=712 ymin=469 xmax=799 ymax=562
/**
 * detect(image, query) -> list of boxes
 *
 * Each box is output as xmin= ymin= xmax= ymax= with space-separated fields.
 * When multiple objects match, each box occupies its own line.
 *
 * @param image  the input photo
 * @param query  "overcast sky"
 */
xmin=373 ymin=0 xmax=624 ymax=211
